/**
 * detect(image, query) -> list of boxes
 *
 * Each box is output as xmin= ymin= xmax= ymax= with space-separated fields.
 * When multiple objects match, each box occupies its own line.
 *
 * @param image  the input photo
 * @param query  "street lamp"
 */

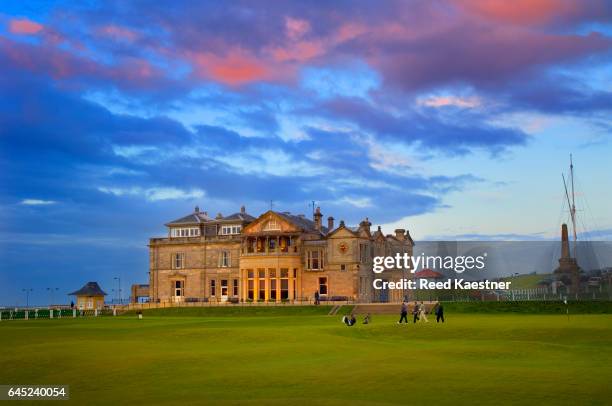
xmin=46 ymin=287 xmax=59 ymax=306
xmin=22 ymin=288 xmax=33 ymax=307
xmin=114 ymin=277 xmax=121 ymax=304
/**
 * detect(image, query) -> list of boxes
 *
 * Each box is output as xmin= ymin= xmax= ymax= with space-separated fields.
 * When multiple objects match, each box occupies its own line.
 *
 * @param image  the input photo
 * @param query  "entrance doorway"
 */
xmin=221 ymin=279 xmax=228 ymax=302
xmin=173 ymin=280 xmax=184 ymax=302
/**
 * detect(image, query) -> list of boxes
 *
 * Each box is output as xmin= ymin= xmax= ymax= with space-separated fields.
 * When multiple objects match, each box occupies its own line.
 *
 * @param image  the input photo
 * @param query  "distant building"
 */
xmin=148 ymin=206 xmax=414 ymax=303
xmin=69 ymin=282 xmax=107 ymax=309
xmin=130 ymin=284 xmax=149 ymax=303
xmin=414 ymin=268 xmax=444 ymax=282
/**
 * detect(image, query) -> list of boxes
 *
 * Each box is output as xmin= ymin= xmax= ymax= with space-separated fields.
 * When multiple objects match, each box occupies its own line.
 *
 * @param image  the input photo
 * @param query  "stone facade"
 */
xmin=148 ymin=206 xmax=414 ymax=303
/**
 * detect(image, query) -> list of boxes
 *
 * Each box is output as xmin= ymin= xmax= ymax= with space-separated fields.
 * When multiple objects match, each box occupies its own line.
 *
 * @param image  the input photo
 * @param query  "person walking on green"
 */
xmin=412 ymin=301 xmax=420 ymax=323
xmin=397 ymin=301 xmax=408 ymax=324
xmin=419 ymin=301 xmax=429 ymax=323
xmin=435 ymin=303 xmax=444 ymax=323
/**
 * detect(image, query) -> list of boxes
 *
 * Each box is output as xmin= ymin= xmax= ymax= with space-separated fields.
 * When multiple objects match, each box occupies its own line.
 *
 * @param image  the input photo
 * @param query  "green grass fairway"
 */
xmin=1 ymin=311 xmax=611 ymax=405
xmin=501 ymin=273 xmax=550 ymax=289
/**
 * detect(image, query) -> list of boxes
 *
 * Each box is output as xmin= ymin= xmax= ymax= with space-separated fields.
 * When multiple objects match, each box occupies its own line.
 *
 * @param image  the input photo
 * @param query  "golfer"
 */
xmin=412 ymin=301 xmax=420 ymax=323
xmin=419 ymin=301 xmax=429 ymax=323
xmin=435 ymin=303 xmax=444 ymax=323
xmin=342 ymin=313 xmax=357 ymax=326
xmin=398 ymin=301 xmax=408 ymax=324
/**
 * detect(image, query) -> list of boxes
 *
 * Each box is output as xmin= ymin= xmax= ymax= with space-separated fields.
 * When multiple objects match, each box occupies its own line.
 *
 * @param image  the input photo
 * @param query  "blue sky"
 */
xmin=0 ymin=1 xmax=611 ymax=306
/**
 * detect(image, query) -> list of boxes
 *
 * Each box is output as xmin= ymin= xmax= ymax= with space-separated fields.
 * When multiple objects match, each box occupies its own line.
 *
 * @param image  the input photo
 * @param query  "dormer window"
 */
xmin=263 ymin=219 xmax=280 ymax=231
xmin=171 ymin=227 xmax=200 ymax=238
xmin=220 ymin=225 xmax=241 ymax=235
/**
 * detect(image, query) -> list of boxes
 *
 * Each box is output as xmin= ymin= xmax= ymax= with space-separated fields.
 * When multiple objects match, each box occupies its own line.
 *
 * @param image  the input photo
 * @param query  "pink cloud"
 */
xmin=347 ymin=15 xmax=612 ymax=91
xmin=263 ymin=21 xmax=369 ymax=67
xmin=113 ymin=58 xmax=156 ymax=82
xmin=268 ymin=40 xmax=325 ymax=63
xmin=452 ymin=0 xmax=592 ymax=25
xmin=285 ymin=17 xmax=310 ymax=40
xmin=189 ymin=50 xmax=271 ymax=86
xmin=5 ymin=2 xmax=608 ymax=93
xmin=420 ymin=95 xmax=481 ymax=108
xmin=334 ymin=23 xmax=368 ymax=43
xmin=98 ymin=25 xmax=138 ymax=42
xmin=0 ymin=37 xmax=166 ymax=90
xmin=8 ymin=18 xmax=43 ymax=35
xmin=181 ymin=16 xmax=436 ymax=86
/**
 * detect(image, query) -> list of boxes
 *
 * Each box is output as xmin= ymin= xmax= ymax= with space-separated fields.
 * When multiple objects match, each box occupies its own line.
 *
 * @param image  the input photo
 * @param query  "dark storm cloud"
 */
xmin=320 ymin=97 xmax=528 ymax=155
xmin=0 ymin=70 xmax=451 ymax=229
xmin=500 ymin=77 xmax=612 ymax=115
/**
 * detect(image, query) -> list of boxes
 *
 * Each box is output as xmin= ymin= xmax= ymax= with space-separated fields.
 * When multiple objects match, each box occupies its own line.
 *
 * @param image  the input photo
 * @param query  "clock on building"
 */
xmin=338 ymin=242 xmax=348 ymax=254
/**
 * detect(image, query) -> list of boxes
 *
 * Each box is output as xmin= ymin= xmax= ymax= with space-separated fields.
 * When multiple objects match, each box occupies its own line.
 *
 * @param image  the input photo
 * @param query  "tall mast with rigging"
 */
xmin=562 ymin=154 xmax=577 ymax=257
xmin=556 ymin=154 xmax=582 ymax=294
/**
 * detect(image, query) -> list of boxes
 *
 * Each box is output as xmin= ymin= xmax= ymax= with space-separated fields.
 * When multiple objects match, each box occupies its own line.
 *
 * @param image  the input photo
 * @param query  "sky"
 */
xmin=0 ymin=0 xmax=611 ymax=306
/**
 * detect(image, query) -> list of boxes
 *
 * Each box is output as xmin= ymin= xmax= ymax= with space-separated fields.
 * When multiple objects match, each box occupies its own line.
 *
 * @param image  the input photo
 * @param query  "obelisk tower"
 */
xmin=561 ymin=223 xmax=570 ymax=259
xmin=554 ymin=223 xmax=581 ymax=293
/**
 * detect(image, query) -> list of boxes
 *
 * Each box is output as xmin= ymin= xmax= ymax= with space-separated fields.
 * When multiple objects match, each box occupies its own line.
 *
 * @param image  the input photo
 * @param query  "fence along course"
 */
xmin=0 ymin=307 xmax=119 ymax=321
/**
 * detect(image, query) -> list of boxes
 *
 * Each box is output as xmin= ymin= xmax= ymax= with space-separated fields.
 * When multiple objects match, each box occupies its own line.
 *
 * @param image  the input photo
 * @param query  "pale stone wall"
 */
xmin=301 ymin=269 xmax=357 ymax=300
xmin=149 ymin=238 xmax=240 ymax=302
xmin=148 ymin=213 xmax=414 ymax=303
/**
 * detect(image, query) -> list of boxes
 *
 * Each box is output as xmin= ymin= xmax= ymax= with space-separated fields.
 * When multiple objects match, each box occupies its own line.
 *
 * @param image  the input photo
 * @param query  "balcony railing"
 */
xmin=150 ymin=235 xmax=242 ymax=244
xmin=241 ymin=250 xmax=300 ymax=257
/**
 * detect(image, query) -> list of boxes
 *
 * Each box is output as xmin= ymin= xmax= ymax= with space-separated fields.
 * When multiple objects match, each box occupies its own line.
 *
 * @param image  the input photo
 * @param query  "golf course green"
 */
xmin=1 ymin=307 xmax=610 ymax=405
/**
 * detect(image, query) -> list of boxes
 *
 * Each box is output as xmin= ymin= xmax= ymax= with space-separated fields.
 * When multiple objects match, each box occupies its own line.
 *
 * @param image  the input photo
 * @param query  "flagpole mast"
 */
xmin=569 ymin=154 xmax=577 ymax=257
xmin=562 ymin=155 xmax=578 ymax=258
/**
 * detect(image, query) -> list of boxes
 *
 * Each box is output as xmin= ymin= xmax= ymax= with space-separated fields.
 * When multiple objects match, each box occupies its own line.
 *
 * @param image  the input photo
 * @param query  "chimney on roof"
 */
xmin=359 ymin=217 xmax=371 ymax=234
xmin=194 ymin=205 xmax=199 ymax=213
xmin=314 ymin=206 xmax=322 ymax=231
xmin=216 ymin=212 xmax=223 ymax=219
xmin=240 ymin=205 xmax=246 ymax=214
xmin=395 ymin=228 xmax=406 ymax=240
xmin=203 ymin=211 xmax=208 ymax=217
xmin=339 ymin=220 xmax=345 ymax=227
xmin=327 ymin=216 xmax=334 ymax=231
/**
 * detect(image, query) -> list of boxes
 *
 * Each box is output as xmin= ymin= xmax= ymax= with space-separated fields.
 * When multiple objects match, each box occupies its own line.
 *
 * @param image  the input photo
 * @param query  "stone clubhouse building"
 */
xmin=148 ymin=206 xmax=414 ymax=303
